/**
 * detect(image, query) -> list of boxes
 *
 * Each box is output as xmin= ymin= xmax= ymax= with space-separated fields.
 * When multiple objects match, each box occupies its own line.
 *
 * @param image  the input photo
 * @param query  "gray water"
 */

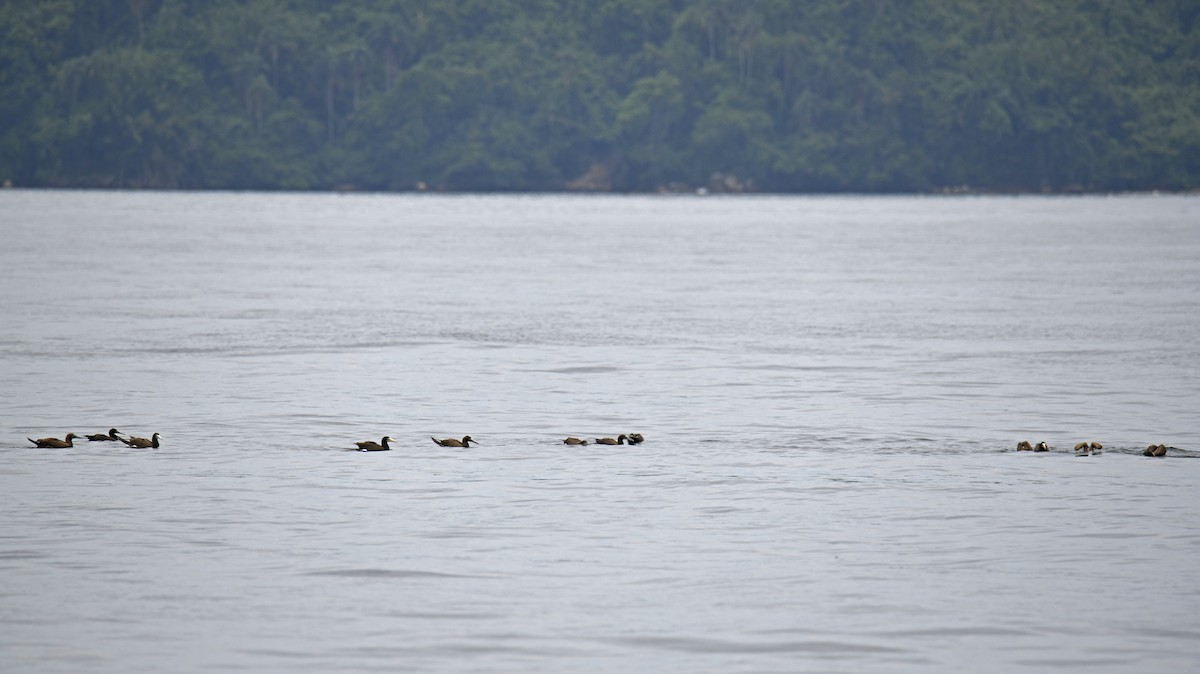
xmin=2 ymin=191 xmax=1198 ymax=672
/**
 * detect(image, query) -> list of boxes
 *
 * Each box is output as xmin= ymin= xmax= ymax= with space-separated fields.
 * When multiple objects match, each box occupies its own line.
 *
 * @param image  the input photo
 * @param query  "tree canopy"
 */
xmin=2 ymin=0 xmax=1198 ymax=192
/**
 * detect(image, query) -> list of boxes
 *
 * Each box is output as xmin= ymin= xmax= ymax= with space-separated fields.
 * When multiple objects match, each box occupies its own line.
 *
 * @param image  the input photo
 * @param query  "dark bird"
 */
xmin=563 ymin=437 xmax=588 ymax=446
xmin=356 ymin=436 xmax=395 ymax=452
xmin=121 ymin=432 xmax=161 ymax=449
xmin=1143 ymin=444 xmax=1168 ymax=457
xmin=1016 ymin=440 xmax=1033 ymax=451
xmin=627 ymin=433 xmax=645 ymax=445
xmin=1074 ymin=441 xmax=1102 ymax=456
xmin=594 ymin=435 xmax=627 ymax=445
xmin=86 ymin=429 xmax=122 ymax=442
xmin=1033 ymin=441 xmax=1050 ymax=452
xmin=28 ymin=433 xmax=79 ymax=448
xmin=432 ymin=436 xmax=476 ymax=447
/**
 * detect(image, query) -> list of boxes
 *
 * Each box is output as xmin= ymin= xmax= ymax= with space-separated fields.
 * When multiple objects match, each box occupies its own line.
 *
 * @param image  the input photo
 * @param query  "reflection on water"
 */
xmin=2 ymin=192 xmax=1198 ymax=672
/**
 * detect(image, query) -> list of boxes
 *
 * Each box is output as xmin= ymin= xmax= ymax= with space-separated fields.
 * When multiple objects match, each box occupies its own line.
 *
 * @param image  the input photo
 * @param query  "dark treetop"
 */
xmin=2 ymin=0 xmax=1198 ymax=193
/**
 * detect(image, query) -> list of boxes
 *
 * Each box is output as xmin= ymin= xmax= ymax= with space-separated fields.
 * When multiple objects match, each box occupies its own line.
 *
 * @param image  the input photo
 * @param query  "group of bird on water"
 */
xmin=25 ymin=431 xmax=645 ymax=452
xmin=564 ymin=433 xmax=643 ymax=446
xmin=27 ymin=429 xmax=160 ymax=449
xmin=354 ymin=433 xmax=645 ymax=452
xmin=22 ymin=431 xmax=1175 ymax=456
xmin=1016 ymin=439 xmax=1174 ymax=457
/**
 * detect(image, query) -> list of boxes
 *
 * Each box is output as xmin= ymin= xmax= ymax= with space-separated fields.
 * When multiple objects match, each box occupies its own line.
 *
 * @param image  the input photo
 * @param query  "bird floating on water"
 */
xmin=1143 ymin=444 xmax=1168 ymax=457
xmin=563 ymin=437 xmax=588 ymax=446
xmin=86 ymin=429 xmax=122 ymax=442
xmin=627 ymin=433 xmax=645 ymax=445
xmin=1074 ymin=441 xmax=1102 ymax=456
xmin=1016 ymin=440 xmax=1033 ymax=451
xmin=121 ymin=432 xmax=161 ymax=449
xmin=28 ymin=433 xmax=79 ymax=448
xmin=594 ymin=435 xmax=627 ymax=445
xmin=356 ymin=436 xmax=395 ymax=452
xmin=432 ymin=436 xmax=476 ymax=447
xmin=1033 ymin=441 xmax=1050 ymax=452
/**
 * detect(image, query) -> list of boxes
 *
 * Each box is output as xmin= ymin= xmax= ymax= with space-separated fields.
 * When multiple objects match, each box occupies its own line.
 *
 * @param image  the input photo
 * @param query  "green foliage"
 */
xmin=1 ymin=0 xmax=1197 ymax=191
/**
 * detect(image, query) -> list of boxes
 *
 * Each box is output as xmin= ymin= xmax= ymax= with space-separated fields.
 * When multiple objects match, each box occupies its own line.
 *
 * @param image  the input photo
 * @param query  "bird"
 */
xmin=28 ymin=433 xmax=79 ymax=448
xmin=121 ymin=432 xmax=161 ymax=449
xmin=432 ymin=436 xmax=476 ymax=447
xmin=563 ymin=437 xmax=588 ymax=446
xmin=1143 ymin=444 xmax=1168 ymax=457
xmin=1033 ymin=441 xmax=1050 ymax=452
xmin=1074 ymin=441 xmax=1102 ymax=456
xmin=594 ymin=435 xmax=627 ymax=445
xmin=356 ymin=436 xmax=395 ymax=452
xmin=86 ymin=429 xmax=122 ymax=442
xmin=1016 ymin=440 xmax=1033 ymax=451
xmin=627 ymin=433 xmax=645 ymax=445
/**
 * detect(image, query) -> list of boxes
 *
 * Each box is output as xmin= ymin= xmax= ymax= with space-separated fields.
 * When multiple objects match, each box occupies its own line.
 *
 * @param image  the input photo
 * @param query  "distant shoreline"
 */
xmin=4 ymin=183 xmax=1199 ymax=197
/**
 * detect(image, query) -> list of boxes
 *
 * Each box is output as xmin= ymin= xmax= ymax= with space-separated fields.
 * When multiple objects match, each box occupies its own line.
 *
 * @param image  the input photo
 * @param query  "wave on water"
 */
xmin=303 ymin=569 xmax=488 ymax=579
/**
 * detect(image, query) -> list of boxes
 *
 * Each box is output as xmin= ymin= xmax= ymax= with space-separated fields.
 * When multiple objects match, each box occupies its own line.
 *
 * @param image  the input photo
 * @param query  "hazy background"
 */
xmin=2 ymin=0 xmax=1198 ymax=192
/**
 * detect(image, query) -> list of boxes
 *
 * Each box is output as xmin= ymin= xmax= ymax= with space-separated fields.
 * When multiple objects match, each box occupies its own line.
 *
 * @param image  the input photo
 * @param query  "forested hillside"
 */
xmin=2 ymin=0 xmax=1198 ymax=192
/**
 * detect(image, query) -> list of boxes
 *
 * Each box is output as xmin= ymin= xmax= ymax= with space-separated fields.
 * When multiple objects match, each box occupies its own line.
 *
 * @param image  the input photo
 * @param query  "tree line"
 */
xmin=2 ymin=0 xmax=1198 ymax=192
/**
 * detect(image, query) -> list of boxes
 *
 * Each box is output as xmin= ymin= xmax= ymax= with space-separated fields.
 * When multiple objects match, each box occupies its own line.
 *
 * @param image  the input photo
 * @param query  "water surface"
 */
xmin=2 ymin=191 xmax=1198 ymax=672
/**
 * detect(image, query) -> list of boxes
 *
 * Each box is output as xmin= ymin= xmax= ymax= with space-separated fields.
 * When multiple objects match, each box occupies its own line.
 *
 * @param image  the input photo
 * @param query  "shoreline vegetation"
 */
xmin=4 ymin=179 xmax=1200 ymax=197
xmin=2 ymin=1 xmax=1198 ymax=194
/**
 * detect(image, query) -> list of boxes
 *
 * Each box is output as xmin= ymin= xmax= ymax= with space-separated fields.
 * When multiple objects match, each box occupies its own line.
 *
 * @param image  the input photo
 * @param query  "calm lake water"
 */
xmin=2 ymin=191 xmax=1199 ymax=672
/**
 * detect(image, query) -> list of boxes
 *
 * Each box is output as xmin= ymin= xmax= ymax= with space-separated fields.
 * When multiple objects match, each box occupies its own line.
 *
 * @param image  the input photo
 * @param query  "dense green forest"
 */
xmin=2 ymin=0 xmax=1198 ymax=192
